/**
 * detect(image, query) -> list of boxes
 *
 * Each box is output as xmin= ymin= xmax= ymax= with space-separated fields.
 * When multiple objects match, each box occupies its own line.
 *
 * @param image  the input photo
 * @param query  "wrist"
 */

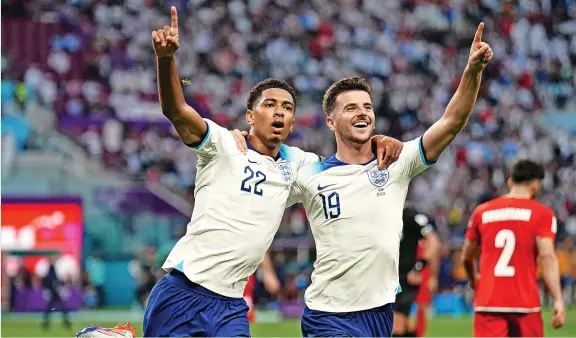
xmin=157 ymin=55 xmax=175 ymax=61
xmin=413 ymin=259 xmax=429 ymax=272
xmin=464 ymin=64 xmax=482 ymax=77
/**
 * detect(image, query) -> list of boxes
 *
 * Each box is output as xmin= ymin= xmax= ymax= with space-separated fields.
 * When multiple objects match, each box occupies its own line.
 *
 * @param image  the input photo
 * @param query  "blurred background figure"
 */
xmin=42 ymin=256 xmax=71 ymax=330
xmin=1 ymin=0 xmax=575 ymax=336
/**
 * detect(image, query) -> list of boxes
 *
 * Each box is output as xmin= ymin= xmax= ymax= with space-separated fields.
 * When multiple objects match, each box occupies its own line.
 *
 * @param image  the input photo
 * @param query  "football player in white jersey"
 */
xmin=144 ymin=7 xmax=404 ymax=337
xmin=288 ymin=23 xmax=494 ymax=337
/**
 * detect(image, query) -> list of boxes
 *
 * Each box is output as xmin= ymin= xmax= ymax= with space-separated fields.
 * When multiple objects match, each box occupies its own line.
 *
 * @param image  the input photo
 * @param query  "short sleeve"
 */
xmin=300 ymin=151 xmax=322 ymax=167
xmin=396 ymin=137 xmax=435 ymax=181
xmin=286 ymin=182 xmax=303 ymax=208
xmin=188 ymin=119 xmax=229 ymax=162
xmin=465 ymin=209 xmax=481 ymax=242
xmin=537 ymin=208 xmax=557 ymax=240
xmin=284 ymin=148 xmax=319 ymax=208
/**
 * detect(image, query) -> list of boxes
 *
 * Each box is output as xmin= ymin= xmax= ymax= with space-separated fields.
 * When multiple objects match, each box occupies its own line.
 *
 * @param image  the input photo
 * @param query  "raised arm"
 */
xmin=421 ymin=22 xmax=493 ymax=162
xmin=152 ymin=7 xmax=207 ymax=146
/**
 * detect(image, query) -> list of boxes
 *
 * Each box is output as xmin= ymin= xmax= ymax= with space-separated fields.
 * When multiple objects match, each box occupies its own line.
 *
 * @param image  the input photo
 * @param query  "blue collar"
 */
xmin=247 ymin=139 xmax=284 ymax=161
xmin=321 ymin=154 xmax=376 ymax=170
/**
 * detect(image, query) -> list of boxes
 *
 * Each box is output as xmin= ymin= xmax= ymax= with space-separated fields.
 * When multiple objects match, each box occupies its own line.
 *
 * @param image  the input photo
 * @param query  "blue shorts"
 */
xmin=143 ymin=271 xmax=250 ymax=337
xmin=301 ymin=303 xmax=394 ymax=337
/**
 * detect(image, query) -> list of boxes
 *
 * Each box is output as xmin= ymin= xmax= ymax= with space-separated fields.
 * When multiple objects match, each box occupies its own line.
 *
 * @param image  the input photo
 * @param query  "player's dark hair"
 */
xmin=510 ymin=159 xmax=545 ymax=184
xmin=246 ymin=78 xmax=297 ymax=111
xmin=322 ymin=76 xmax=372 ymax=116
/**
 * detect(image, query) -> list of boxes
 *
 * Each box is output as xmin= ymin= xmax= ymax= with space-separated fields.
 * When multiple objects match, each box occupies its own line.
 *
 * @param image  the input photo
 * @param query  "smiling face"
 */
xmin=246 ymin=87 xmax=295 ymax=145
xmin=326 ymin=90 xmax=375 ymax=144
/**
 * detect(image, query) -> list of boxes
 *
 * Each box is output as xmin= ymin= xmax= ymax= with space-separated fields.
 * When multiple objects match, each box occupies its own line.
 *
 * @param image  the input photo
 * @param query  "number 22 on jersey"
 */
xmin=240 ymin=166 xmax=266 ymax=196
xmin=494 ymin=229 xmax=515 ymax=277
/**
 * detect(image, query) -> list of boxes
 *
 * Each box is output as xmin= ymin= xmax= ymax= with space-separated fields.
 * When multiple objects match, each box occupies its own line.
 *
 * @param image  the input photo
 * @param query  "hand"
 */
xmin=552 ymin=300 xmax=566 ymax=329
xmin=467 ymin=22 xmax=493 ymax=73
xmin=263 ymin=272 xmax=281 ymax=296
xmin=371 ymin=135 xmax=403 ymax=170
xmin=407 ymin=270 xmax=422 ymax=286
xmin=428 ymin=277 xmax=439 ymax=294
xmin=231 ymin=129 xmax=249 ymax=153
xmin=152 ymin=6 xmax=180 ymax=58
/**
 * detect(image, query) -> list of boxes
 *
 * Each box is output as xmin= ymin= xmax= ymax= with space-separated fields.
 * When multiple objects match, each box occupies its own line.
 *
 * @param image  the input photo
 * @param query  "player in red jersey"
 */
xmin=244 ymin=251 xmax=280 ymax=323
xmin=411 ymin=242 xmax=433 ymax=337
xmin=462 ymin=160 xmax=566 ymax=337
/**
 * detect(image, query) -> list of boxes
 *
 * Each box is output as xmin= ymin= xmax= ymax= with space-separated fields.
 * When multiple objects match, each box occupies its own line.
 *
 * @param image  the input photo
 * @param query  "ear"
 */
xmin=530 ymin=180 xmax=541 ymax=195
xmin=326 ymin=115 xmax=336 ymax=132
xmin=246 ymin=109 xmax=255 ymax=126
xmin=288 ymin=118 xmax=295 ymax=133
xmin=507 ymin=178 xmax=513 ymax=189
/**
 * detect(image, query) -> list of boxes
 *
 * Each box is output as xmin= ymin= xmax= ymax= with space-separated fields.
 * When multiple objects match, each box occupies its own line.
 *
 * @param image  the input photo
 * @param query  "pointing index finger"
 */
xmin=171 ymin=6 xmax=178 ymax=30
xmin=474 ymin=22 xmax=484 ymax=43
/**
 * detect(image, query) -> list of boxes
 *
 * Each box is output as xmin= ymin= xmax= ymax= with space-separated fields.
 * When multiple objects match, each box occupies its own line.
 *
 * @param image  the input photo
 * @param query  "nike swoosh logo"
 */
xmin=317 ymin=184 xmax=336 ymax=191
xmin=248 ymin=159 xmax=258 ymax=164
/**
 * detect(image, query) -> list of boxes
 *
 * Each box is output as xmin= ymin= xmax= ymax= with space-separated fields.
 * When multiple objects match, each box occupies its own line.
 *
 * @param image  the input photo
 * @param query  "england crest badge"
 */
xmin=367 ymin=167 xmax=389 ymax=187
xmin=277 ymin=161 xmax=294 ymax=183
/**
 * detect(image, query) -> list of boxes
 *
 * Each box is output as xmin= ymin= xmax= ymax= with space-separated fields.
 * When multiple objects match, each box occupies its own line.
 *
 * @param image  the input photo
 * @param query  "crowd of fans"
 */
xmin=2 ymin=0 xmax=576 ymax=309
xmin=3 ymin=0 xmax=575 ymax=241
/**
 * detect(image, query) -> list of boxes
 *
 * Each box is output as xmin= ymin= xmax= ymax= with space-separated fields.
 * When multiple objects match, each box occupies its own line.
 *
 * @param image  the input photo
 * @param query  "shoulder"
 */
xmin=279 ymin=144 xmax=320 ymax=166
xmin=473 ymin=198 xmax=500 ymax=214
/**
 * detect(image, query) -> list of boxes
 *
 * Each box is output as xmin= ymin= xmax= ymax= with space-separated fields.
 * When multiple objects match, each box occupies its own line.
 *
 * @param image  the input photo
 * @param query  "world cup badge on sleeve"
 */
xmin=367 ymin=167 xmax=389 ymax=187
xmin=277 ymin=161 xmax=294 ymax=183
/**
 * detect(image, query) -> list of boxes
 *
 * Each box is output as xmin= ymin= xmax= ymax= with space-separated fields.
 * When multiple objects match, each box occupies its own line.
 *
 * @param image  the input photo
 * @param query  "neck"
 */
xmin=248 ymin=129 xmax=281 ymax=158
xmin=334 ymin=135 xmax=373 ymax=164
xmin=506 ymin=186 xmax=533 ymax=199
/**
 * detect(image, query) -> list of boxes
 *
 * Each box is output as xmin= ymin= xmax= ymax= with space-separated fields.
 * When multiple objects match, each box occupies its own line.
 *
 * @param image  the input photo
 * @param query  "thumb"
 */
xmin=471 ymin=44 xmax=489 ymax=60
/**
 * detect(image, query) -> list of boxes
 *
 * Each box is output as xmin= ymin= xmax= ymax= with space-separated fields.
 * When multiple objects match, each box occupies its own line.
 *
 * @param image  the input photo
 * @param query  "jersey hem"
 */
xmin=305 ymin=295 xmax=397 ymax=313
xmin=474 ymin=306 xmax=541 ymax=313
xmin=161 ymin=267 xmax=244 ymax=299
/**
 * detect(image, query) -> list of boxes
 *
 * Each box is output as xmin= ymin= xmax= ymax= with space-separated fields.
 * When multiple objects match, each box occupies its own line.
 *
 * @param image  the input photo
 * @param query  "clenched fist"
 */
xmin=152 ymin=6 xmax=180 ymax=58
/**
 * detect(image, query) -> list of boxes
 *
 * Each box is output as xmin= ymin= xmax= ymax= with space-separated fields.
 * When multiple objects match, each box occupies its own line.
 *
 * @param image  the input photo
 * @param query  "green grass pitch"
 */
xmin=2 ymin=308 xmax=575 ymax=337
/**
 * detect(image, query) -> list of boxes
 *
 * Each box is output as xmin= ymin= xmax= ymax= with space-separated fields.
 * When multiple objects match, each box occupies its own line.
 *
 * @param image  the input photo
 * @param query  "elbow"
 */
xmin=538 ymin=252 xmax=557 ymax=263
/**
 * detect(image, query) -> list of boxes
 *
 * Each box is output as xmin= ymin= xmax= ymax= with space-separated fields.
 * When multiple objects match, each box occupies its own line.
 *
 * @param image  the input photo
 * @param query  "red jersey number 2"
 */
xmin=494 ymin=229 xmax=515 ymax=277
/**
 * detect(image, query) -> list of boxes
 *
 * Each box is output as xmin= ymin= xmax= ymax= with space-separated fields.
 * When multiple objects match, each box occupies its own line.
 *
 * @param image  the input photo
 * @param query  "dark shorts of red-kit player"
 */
xmin=474 ymin=311 xmax=543 ymax=337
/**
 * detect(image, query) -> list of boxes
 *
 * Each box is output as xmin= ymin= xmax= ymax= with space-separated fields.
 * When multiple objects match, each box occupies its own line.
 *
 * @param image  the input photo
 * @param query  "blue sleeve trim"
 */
xmin=186 ymin=120 xmax=210 ymax=150
xmin=418 ymin=136 xmax=436 ymax=166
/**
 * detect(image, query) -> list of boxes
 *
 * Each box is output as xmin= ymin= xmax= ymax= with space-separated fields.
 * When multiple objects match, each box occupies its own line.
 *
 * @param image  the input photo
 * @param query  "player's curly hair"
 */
xmin=322 ymin=76 xmax=372 ymax=116
xmin=246 ymin=78 xmax=297 ymax=111
xmin=510 ymin=159 xmax=545 ymax=184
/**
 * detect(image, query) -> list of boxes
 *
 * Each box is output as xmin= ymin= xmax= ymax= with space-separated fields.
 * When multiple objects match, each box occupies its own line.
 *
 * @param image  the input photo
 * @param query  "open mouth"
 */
xmin=272 ymin=121 xmax=285 ymax=129
xmin=353 ymin=121 xmax=369 ymax=128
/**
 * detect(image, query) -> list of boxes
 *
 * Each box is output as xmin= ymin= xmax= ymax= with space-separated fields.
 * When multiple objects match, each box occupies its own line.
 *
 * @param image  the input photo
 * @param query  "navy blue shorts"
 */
xmin=143 ymin=271 xmax=250 ymax=337
xmin=301 ymin=303 xmax=394 ymax=337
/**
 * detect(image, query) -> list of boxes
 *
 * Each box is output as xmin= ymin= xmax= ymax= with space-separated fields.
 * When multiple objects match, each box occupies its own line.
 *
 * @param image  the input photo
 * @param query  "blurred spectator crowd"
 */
xmin=2 ymin=0 xmax=576 ymax=308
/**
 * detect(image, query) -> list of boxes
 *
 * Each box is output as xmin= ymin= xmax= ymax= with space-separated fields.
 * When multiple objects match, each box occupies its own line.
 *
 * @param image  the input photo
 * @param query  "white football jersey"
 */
xmin=289 ymin=137 xmax=433 ymax=312
xmin=163 ymin=119 xmax=319 ymax=298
